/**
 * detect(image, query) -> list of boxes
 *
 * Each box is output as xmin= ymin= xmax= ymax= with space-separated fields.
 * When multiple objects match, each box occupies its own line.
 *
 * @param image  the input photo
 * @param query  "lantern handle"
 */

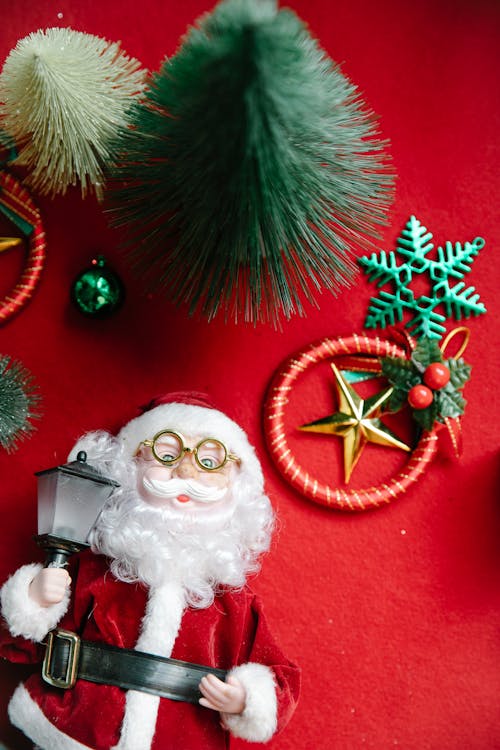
xmin=36 ymin=533 xmax=87 ymax=568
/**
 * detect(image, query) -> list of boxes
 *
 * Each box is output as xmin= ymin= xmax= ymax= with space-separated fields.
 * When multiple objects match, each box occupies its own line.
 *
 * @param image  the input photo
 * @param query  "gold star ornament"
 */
xmin=0 ymin=237 xmax=23 ymax=253
xmin=299 ymin=363 xmax=410 ymax=483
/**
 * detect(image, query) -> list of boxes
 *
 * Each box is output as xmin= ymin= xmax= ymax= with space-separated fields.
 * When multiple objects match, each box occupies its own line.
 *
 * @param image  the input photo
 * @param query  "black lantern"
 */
xmin=35 ymin=451 xmax=119 ymax=567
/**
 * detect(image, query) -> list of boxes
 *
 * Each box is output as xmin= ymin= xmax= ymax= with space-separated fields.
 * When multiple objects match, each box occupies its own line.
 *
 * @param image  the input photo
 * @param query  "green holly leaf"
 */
xmin=411 ymin=337 xmax=443 ymax=371
xmin=446 ymin=357 xmax=471 ymax=389
xmin=412 ymin=399 xmax=439 ymax=431
xmin=380 ymin=357 xmax=419 ymax=411
xmin=381 ymin=356 xmax=414 ymax=384
xmin=387 ymin=385 xmax=411 ymax=412
xmin=434 ymin=383 xmax=466 ymax=419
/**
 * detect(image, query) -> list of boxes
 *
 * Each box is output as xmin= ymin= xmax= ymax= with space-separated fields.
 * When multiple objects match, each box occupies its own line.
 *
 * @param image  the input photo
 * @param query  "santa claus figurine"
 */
xmin=0 ymin=393 xmax=300 ymax=750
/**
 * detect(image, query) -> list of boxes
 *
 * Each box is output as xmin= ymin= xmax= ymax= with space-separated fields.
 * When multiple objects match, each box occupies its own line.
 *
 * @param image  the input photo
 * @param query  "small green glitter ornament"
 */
xmin=71 ymin=256 xmax=124 ymax=317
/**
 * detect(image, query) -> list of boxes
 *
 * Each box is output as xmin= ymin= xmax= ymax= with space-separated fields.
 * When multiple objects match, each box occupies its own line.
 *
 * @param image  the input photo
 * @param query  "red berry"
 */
xmin=423 ymin=362 xmax=450 ymax=390
xmin=408 ymin=384 xmax=434 ymax=409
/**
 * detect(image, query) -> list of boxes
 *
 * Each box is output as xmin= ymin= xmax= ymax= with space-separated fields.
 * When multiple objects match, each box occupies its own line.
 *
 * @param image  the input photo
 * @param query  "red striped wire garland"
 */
xmin=263 ymin=333 xmax=438 ymax=511
xmin=0 ymin=171 xmax=46 ymax=324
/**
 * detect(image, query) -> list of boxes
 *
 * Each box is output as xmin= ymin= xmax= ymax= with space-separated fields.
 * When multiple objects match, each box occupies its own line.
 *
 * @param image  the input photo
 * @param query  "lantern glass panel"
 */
xmin=37 ymin=471 xmax=111 ymax=544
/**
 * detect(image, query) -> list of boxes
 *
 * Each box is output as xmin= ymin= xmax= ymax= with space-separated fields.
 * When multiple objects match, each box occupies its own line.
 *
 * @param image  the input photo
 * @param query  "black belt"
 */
xmin=42 ymin=629 xmax=227 ymax=704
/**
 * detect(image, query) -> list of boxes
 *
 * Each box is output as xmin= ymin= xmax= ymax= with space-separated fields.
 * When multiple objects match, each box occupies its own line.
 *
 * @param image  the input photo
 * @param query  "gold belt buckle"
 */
xmin=42 ymin=629 xmax=81 ymax=689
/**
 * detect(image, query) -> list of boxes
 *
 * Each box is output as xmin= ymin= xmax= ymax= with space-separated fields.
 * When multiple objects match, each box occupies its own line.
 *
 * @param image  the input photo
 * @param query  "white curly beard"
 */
xmin=76 ymin=431 xmax=274 ymax=609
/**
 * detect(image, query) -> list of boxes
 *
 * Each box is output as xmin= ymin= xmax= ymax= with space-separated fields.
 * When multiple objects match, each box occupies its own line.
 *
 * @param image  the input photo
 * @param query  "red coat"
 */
xmin=0 ymin=551 xmax=300 ymax=750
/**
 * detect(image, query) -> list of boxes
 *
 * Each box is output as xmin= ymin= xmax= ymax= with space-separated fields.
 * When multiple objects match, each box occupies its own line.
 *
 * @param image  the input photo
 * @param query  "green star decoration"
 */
xmin=359 ymin=216 xmax=487 ymax=340
xmin=299 ymin=363 xmax=410 ymax=483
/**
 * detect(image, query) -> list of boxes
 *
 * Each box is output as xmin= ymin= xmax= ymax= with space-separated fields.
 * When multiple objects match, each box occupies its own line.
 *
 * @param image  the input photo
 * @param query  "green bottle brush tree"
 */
xmin=107 ymin=0 xmax=394 ymax=325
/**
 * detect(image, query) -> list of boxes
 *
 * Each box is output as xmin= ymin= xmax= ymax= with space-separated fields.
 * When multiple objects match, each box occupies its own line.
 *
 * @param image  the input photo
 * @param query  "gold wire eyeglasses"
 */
xmin=137 ymin=429 xmax=240 ymax=472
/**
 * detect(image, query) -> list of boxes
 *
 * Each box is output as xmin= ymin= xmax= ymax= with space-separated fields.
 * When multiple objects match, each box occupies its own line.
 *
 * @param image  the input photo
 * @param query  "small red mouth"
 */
xmin=176 ymin=494 xmax=191 ymax=504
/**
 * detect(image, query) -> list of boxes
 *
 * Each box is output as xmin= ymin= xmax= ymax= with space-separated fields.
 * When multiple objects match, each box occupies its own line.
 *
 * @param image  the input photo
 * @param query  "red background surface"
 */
xmin=0 ymin=0 xmax=499 ymax=748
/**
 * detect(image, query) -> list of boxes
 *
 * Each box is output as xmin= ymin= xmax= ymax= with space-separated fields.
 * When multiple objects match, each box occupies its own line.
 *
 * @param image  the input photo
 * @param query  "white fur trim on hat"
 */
xmin=1 ymin=563 xmax=70 ymax=642
xmin=118 ymin=402 xmax=263 ymax=486
xmin=222 ymin=662 xmax=278 ymax=743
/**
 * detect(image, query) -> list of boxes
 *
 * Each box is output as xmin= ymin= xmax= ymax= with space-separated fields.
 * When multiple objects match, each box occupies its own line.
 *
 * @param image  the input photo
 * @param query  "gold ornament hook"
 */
xmin=440 ymin=327 xmax=470 ymax=360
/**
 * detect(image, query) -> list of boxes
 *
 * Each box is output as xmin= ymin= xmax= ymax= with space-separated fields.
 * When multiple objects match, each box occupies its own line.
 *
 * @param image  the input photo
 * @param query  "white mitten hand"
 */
xmin=29 ymin=568 xmax=70 ymax=607
xmin=199 ymin=674 xmax=246 ymax=715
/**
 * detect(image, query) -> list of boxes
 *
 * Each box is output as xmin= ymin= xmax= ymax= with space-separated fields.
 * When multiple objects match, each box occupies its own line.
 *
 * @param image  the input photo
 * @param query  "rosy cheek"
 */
xmin=144 ymin=465 xmax=173 ymax=481
xmin=196 ymin=473 xmax=221 ymax=488
xmin=196 ymin=472 xmax=230 ymax=489
xmin=136 ymin=463 xmax=172 ymax=492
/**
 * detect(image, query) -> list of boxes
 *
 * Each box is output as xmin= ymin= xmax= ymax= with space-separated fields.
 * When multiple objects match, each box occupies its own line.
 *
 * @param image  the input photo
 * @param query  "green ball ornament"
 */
xmin=71 ymin=256 xmax=124 ymax=317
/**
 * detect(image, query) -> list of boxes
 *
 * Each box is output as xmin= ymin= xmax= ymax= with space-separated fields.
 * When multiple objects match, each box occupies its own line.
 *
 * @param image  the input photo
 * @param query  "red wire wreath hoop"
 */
xmin=0 ymin=171 xmax=46 ymax=324
xmin=263 ymin=333 xmax=439 ymax=511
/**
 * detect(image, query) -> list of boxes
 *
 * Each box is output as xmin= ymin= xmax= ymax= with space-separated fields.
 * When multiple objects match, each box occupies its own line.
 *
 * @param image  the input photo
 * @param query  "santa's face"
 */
xmin=135 ymin=431 xmax=236 ymax=518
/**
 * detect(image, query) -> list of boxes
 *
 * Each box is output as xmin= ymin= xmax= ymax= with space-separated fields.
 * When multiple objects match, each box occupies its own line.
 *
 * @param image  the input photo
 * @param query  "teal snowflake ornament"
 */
xmin=359 ymin=216 xmax=486 ymax=340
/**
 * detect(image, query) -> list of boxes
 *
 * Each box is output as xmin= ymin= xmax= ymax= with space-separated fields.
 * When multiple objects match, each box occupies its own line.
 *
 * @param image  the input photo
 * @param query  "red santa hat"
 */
xmin=117 ymin=391 xmax=263 ymax=484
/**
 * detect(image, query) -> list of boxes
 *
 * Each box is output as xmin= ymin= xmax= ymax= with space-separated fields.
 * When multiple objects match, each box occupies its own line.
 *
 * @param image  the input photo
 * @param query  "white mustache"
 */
xmin=143 ymin=476 xmax=228 ymax=504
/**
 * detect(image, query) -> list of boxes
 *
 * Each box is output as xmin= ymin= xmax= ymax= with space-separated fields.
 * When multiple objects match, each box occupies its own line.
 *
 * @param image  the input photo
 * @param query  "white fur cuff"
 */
xmin=223 ymin=662 xmax=278 ymax=743
xmin=0 ymin=563 xmax=70 ymax=642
